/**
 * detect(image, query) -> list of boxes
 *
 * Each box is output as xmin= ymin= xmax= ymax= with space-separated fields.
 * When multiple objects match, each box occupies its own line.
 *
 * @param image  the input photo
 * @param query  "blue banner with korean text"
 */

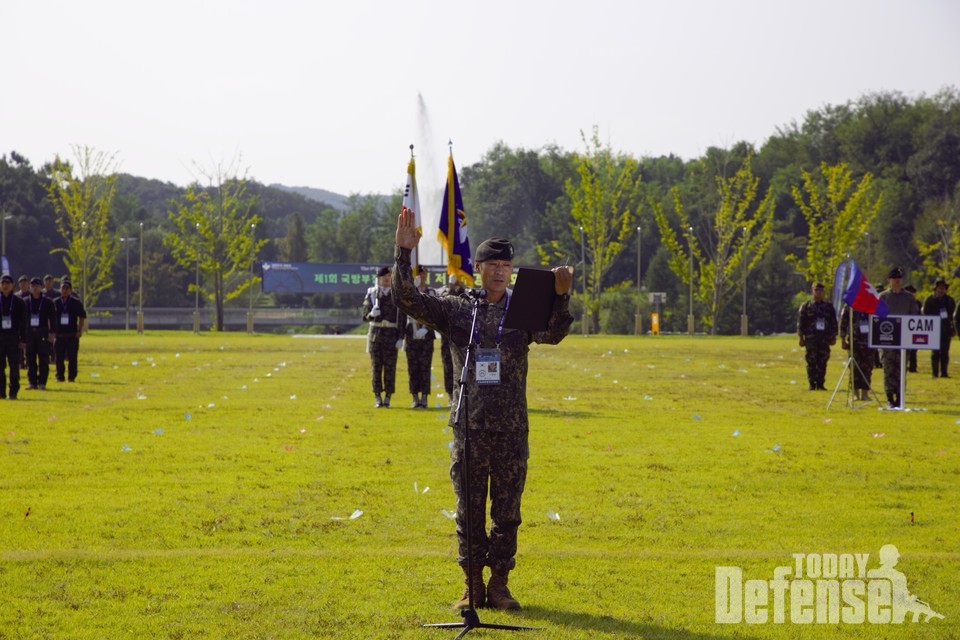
xmin=260 ymin=261 xmax=457 ymax=294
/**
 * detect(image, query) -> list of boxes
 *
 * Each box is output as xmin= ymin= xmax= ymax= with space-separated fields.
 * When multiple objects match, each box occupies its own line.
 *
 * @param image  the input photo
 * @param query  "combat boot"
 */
xmin=453 ymin=566 xmax=486 ymax=610
xmin=486 ymin=568 xmax=521 ymax=610
xmin=411 ymin=395 xmax=420 ymax=409
xmin=374 ymin=393 xmax=383 ymax=408
xmin=383 ymin=394 xmax=391 ymax=408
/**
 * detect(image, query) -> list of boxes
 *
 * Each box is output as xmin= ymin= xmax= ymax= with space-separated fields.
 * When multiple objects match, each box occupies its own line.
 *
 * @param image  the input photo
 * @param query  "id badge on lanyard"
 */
xmin=1 ymin=315 xmax=10 ymax=330
xmin=475 ymin=348 xmax=501 ymax=385
xmin=31 ymin=314 xmax=40 ymax=327
xmin=61 ymin=313 xmax=70 ymax=326
xmin=815 ymin=318 xmax=825 ymax=331
xmin=859 ymin=321 xmax=869 ymax=334
xmin=941 ymin=309 xmax=949 ymax=319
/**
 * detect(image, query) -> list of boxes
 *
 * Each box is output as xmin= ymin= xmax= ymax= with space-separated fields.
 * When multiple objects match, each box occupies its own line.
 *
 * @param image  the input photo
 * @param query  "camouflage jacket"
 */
xmin=361 ymin=284 xmax=405 ymax=344
xmin=392 ymin=246 xmax=573 ymax=432
xmin=797 ymin=300 xmax=838 ymax=341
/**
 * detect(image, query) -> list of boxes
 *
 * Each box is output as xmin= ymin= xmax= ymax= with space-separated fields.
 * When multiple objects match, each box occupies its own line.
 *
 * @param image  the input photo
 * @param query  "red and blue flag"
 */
xmin=835 ymin=259 xmax=888 ymax=317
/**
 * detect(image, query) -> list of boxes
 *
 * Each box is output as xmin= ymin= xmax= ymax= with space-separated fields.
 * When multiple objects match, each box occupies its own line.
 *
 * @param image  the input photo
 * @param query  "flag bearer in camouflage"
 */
xmin=361 ymin=266 xmax=405 ymax=408
xmin=797 ymin=283 xmax=838 ymax=390
xmin=393 ymin=207 xmax=573 ymax=611
xmin=839 ymin=303 xmax=874 ymax=400
xmin=403 ymin=265 xmax=436 ymax=408
xmin=878 ymin=267 xmax=917 ymax=408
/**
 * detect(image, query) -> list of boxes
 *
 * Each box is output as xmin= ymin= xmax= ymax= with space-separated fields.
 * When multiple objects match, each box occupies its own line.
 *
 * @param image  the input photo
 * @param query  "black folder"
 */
xmin=504 ymin=268 xmax=556 ymax=332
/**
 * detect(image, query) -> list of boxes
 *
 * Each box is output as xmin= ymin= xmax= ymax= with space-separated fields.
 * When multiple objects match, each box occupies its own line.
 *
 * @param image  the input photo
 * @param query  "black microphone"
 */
xmin=463 ymin=288 xmax=487 ymax=300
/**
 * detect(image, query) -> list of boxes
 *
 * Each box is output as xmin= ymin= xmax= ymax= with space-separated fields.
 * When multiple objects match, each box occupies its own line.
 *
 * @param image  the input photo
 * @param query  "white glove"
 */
xmin=369 ymin=307 xmax=381 ymax=318
xmin=396 ymin=339 xmax=404 ymax=350
xmin=414 ymin=327 xmax=428 ymax=339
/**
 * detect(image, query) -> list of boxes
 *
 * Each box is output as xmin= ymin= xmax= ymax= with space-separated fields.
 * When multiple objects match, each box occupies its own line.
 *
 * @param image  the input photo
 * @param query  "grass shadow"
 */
xmin=516 ymin=605 xmax=754 ymax=640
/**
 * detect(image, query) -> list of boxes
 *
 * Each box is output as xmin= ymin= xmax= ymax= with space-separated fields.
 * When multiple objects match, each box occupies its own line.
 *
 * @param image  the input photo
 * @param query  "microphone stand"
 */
xmin=424 ymin=290 xmax=535 ymax=638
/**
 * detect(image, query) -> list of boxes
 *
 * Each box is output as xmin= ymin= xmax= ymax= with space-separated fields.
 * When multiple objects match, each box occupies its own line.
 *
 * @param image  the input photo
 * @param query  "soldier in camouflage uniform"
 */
xmin=797 ymin=283 xmax=838 ymax=390
xmin=360 ymin=266 xmax=405 ymax=408
xmin=839 ymin=303 xmax=874 ymax=400
xmin=403 ymin=265 xmax=437 ymax=408
xmin=393 ymin=208 xmax=573 ymax=611
xmin=878 ymin=267 xmax=917 ymax=408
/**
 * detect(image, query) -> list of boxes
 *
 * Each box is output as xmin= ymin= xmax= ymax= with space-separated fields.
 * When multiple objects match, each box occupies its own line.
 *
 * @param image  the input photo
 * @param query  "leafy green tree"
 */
xmin=540 ymin=127 xmax=643 ymax=332
xmin=45 ymin=145 xmax=120 ymax=309
xmin=653 ymin=155 xmax=774 ymax=334
xmin=165 ymin=163 xmax=267 ymax=331
xmin=915 ymin=195 xmax=960 ymax=294
xmin=786 ymin=162 xmax=883 ymax=287
xmin=281 ymin=212 xmax=309 ymax=262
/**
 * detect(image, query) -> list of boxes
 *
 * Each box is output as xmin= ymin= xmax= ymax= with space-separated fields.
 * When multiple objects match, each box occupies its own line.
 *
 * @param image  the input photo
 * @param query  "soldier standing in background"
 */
xmin=839 ymin=303 xmax=874 ymax=400
xmin=797 ymin=283 xmax=838 ymax=391
xmin=361 ymin=266 xmax=405 ymax=408
xmin=43 ymin=275 xmax=59 ymax=365
xmin=25 ymin=277 xmax=55 ymax=390
xmin=52 ymin=280 xmax=87 ymax=383
xmin=878 ymin=267 xmax=916 ymax=408
xmin=404 ymin=265 xmax=436 ymax=409
xmin=16 ymin=275 xmax=29 ymax=369
xmin=394 ymin=208 xmax=574 ymax=612
xmin=0 ymin=274 xmax=27 ymax=399
xmin=437 ymin=275 xmax=464 ymax=404
xmin=922 ymin=278 xmax=955 ymax=378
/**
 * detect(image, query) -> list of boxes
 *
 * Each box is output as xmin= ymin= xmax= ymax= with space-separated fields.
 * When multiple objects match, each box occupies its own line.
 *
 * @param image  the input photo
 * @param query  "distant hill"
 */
xmin=269 ymin=184 xmax=349 ymax=211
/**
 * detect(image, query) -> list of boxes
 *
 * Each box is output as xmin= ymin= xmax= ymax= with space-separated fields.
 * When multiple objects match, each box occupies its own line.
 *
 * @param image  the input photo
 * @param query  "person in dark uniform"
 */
xmin=878 ymin=267 xmax=916 ymax=408
xmin=361 ymin=266 xmax=405 ymax=408
xmin=16 ymin=275 xmax=30 ymax=369
xmin=43 ymin=275 xmax=59 ymax=365
xmin=0 ymin=274 xmax=27 ymax=399
xmin=52 ymin=280 xmax=87 ymax=383
xmin=42 ymin=274 xmax=58 ymax=301
xmin=437 ymin=275 xmax=465 ymax=405
xmin=839 ymin=303 xmax=874 ymax=400
xmin=922 ymin=278 xmax=956 ymax=378
xmin=25 ymin=277 xmax=55 ymax=390
xmin=394 ymin=208 xmax=574 ymax=611
xmin=403 ymin=265 xmax=436 ymax=408
xmin=797 ymin=282 xmax=838 ymax=390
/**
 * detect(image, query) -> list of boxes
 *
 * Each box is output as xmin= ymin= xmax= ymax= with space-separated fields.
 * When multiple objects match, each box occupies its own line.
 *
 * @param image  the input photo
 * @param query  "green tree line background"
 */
xmin=1 ymin=89 xmax=958 ymax=335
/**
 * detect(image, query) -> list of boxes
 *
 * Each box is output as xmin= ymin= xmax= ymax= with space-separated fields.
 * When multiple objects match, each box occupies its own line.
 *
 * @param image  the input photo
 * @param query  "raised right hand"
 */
xmin=396 ymin=207 xmax=422 ymax=250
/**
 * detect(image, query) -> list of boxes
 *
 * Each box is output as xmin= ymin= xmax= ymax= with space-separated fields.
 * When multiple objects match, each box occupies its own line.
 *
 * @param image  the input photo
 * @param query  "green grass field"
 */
xmin=1 ymin=331 xmax=957 ymax=639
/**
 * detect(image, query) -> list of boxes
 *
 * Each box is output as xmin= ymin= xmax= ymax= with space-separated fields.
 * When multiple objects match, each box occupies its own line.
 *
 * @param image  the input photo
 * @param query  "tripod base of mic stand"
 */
xmin=424 ymin=607 xmax=540 ymax=638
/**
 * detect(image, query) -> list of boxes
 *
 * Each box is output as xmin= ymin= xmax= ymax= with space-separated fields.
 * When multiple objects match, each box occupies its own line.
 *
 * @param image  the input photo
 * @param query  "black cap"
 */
xmin=44 ymin=274 xmax=55 ymax=280
xmin=376 ymin=266 xmax=391 ymax=277
xmin=0 ymin=275 xmax=13 ymax=284
xmin=30 ymin=277 xmax=42 ymax=286
xmin=17 ymin=275 xmax=28 ymax=283
xmin=813 ymin=283 xmax=825 ymax=291
xmin=935 ymin=278 xmax=947 ymax=288
xmin=887 ymin=266 xmax=904 ymax=279
xmin=475 ymin=237 xmax=514 ymax=263
xmin=414 ymin=265 xmax=426 ymax=275
xmin=60 ymin=280 xmax=72 ymax=289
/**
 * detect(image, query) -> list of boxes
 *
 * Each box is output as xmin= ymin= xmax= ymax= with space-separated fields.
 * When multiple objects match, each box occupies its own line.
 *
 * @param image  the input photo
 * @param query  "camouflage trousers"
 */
xmin=849 ymin=345 xmax=874 ymax=391
xmin=369 ymin=337 xmax=398 ymax=395
xmin=440 ymin=335 xmax=454 ymax=396
xmin=804 ymin=340 xmax=831 ymax=387
xmin=450 ymin=428 xmax=529 ymax=573
xmin=881 ymin=349 xmax=903 ymax=395
xmin=405 ymin=339 xmax=434 ymax=395
xmin=931 ymin=335 xmax=952 ymax=377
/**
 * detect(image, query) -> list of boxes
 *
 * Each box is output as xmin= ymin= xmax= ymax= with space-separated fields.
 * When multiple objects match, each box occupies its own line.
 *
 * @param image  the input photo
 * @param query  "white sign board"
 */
xmin=869 ymin=315 xmax=941 ymax=350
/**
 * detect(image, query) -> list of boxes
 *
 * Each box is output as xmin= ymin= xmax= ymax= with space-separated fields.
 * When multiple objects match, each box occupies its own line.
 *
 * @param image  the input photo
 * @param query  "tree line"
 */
xmin=1 ymin=88 xmax=958 ymax=334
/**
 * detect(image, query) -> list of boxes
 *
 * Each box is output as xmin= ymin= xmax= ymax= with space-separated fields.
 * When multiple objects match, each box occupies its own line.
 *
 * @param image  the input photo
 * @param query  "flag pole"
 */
xmin=409 ymin=144 xmax=418 ymax=269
